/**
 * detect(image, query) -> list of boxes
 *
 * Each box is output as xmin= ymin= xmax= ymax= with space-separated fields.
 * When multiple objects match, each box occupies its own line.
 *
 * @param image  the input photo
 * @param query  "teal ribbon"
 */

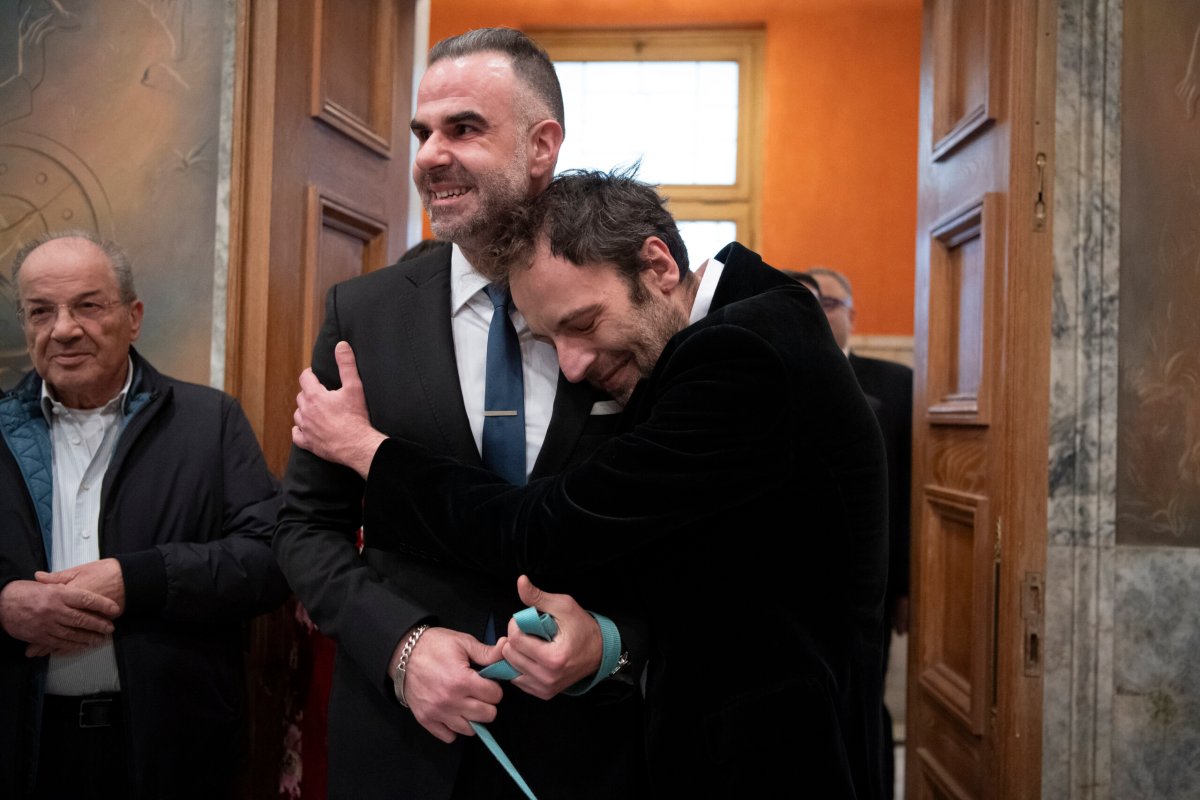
xmin=471 ymin=606 xmax=623 ymax=800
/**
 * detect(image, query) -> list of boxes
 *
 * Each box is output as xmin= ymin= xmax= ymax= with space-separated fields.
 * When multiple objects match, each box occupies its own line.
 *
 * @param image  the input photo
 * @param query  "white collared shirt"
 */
xmin=40 ymin=357 xmax=133 ymax=694
xmin=449 ymin=245 xmax=559 ymax=479
xmin=689 ymin=255 xmax=726 ymax=324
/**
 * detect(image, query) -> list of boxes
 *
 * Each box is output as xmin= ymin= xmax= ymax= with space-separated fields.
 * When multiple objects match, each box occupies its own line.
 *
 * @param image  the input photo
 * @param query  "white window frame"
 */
xmin=531 ymin=28 xmax=765 ymax=252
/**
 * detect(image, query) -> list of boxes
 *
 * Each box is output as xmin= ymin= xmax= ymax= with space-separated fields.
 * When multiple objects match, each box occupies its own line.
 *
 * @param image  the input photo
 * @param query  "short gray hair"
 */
xmin=11 ymin=230 xmax=137 ymax=310
xmin=806 ymin=267 xmax=853 ymax=303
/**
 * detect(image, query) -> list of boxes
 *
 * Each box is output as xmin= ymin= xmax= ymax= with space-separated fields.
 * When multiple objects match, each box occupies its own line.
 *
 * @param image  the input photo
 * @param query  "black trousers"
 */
xmin=34 ymin=693 xmax=128 ymax=800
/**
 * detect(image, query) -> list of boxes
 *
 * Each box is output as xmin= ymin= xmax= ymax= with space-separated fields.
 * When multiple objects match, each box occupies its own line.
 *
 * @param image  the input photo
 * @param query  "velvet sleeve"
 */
xmin=362 ymin=323 xmax=793 ymax=576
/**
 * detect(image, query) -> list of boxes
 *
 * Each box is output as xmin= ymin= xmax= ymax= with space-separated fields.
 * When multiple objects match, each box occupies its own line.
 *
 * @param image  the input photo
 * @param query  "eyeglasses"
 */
xmin=19 ymin=299 xmax=125 ymax=328
xmin=819 ymin=296 xmax=852 ymax=312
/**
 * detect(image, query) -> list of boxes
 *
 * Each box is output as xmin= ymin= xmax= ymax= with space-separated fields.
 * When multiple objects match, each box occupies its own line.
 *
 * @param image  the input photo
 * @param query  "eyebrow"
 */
xmin=555 ymin=304 xmax=602 ymax=331
xmin=22 ymin=288 xmax=107 ymax=305
xmin=410 ymin=110 xmax=490 ymax=135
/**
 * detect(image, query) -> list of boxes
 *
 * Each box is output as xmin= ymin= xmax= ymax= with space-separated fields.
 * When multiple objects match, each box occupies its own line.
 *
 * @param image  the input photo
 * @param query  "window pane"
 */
xmin=555 ymin=61 xmax=739 ymax=185
xmin=677 ymin=220 xmax=737 ymax=268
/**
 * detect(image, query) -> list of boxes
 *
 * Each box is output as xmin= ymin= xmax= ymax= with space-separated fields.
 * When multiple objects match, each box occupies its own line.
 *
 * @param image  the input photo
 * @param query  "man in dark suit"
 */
xmin=292 ymin=170 xmax=891 ymax=798
xmin=273 ymin=30 xmax=646 ymax=800
xmin=807 ymin=266 xmax=913 ymax=800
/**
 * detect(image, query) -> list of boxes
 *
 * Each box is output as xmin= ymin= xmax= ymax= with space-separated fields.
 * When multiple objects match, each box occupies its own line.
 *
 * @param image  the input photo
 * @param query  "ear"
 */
xmin=128 ymin=300 xmax=144 ymax=342
xmin=638 ymin=236 xmax=682 ymax=295
xmin=527 ymin=119 xmax=564 ymax=182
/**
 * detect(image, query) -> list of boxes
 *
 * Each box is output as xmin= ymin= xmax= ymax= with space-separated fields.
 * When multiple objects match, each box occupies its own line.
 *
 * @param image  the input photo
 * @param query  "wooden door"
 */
xmin=225 ymin=1 xmax=417 ymax=795
xmin=229 ymin=0 xmax=416 ymax=470
xmin=907 ymin=1 xmax=1055 ymax=798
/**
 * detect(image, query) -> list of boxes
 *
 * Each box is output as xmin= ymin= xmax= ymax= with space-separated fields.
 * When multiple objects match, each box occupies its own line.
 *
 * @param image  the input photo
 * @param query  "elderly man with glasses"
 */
xmin=0 ymin=231 xmax=288 ymax=799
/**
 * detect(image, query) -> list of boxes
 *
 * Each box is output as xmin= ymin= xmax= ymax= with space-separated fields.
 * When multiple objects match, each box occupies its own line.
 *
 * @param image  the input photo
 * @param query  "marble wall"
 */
xmin=1046 ymin=0 xmax=1200 ymax=797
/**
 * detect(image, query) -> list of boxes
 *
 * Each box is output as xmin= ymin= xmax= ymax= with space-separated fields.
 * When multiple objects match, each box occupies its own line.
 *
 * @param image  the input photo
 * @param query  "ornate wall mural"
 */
xmin=0 ymin=0 xmax=226 ymax=389
xmin=1118 ymin=1 xmax=1200 ymax=547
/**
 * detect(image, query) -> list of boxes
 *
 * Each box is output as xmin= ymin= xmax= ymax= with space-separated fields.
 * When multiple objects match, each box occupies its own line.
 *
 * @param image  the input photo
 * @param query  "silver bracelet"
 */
xmin=392 ymin=624 xmax=430 ymax=708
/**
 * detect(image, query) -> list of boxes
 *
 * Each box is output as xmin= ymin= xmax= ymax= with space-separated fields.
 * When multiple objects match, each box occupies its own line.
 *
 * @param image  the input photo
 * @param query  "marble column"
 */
xmin=1046 ymin=1 xmax=1200 ymax=797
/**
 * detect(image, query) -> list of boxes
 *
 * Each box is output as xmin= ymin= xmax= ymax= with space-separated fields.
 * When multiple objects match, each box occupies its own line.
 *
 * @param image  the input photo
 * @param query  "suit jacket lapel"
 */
xmin=531 ymin=373 xmax=600 ymax=479
xmin=395 ymin=252 xmax=483 ymax=467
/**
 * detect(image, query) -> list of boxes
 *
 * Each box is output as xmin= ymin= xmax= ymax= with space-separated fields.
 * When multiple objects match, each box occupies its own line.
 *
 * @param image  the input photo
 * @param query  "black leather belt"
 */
xmin=43 ymin=693 xmax=123 ymax=729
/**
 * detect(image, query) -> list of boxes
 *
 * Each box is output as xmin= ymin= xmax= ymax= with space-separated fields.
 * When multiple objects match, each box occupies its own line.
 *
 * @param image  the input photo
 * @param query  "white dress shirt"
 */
xmin=40 ymin=358 xmax=133 ymax=695
xmin=449 ymin=245 xmax=559 ymax=479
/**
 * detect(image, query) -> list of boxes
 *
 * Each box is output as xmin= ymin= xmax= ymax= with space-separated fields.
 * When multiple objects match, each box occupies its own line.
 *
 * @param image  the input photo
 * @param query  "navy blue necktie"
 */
xmin=482 ymin=284 xmax=526 ymax=486
xmin=481 ymin=285 xmax=525 ymax=646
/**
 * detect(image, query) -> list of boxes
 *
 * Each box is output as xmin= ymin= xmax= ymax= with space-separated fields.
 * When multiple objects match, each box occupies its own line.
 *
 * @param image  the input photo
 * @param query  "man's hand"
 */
xmin=293 ymin=341 xmax=387 ymax=479
xmin=0 ymin=579 xmax=120 ymax=658
xmin=390 ymin=627 xmax=506 ymax=743
xmin=504 ymin=575 xmax=603 ymax=700
xmin=36 ymin=558 xmax=127 ymax=616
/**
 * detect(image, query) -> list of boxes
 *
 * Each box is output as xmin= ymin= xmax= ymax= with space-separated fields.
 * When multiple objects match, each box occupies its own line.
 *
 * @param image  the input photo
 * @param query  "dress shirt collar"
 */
xmin=40 ymin=355 xmax=134 ymax=423
xmin=449 ymin=243 xmax=493 ymax=315
xmin=688 ymin=254 xmax=726 ymax=324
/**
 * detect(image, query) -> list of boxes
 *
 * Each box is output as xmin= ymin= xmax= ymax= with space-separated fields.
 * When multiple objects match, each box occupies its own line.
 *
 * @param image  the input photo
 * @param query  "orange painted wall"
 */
xmin=429 ymin=0 xmax=921 ymax=336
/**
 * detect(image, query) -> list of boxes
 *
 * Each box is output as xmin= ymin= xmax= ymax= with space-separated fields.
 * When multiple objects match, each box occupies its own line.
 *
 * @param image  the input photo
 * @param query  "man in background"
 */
xmin=273 ymin=28 xmax=646 ymax=799
xmin=0 ymin=231 xmax=287 ymax=799
xmin=807 ymin=266 xmax=913 ymax=800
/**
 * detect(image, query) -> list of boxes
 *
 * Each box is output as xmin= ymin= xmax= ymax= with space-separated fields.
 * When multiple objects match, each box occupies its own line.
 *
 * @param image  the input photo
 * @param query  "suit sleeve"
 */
xmin=362 ymin=324 xmax=797 ymax=576
xmin=273 ymin=285 xmax=437 ymax=696
xmin=128 ymin=396 xmax=290 ymax=620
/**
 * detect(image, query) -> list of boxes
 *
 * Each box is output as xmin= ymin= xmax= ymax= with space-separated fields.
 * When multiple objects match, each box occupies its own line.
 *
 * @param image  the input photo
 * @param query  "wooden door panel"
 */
xmin=916 ymin=740 xmax=977 ymax=800
xmin=910 ymin=0 xmax=1050 ymax=798
xmin=927 ymin=427 xmax=988 ymax=492
xmin=931 ymin=0 xmax=1003 ymax=159
xmin=918 ymin=486 xmax=991 ymax=736
xmin=302 ymin=187 xmax=390 ymax=359
xmin=312 ymin=0 xmax=399 ymax=155
xmin=231 ymin=0 xmax=413 ymax=470
xmin=927 ymin=194 xmax=1005 ymax=423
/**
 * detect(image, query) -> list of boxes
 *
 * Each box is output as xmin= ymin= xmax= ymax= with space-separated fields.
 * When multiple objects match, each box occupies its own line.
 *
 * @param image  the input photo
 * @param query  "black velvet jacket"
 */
xmin=361 ymin=243 xmax=891 ymax=798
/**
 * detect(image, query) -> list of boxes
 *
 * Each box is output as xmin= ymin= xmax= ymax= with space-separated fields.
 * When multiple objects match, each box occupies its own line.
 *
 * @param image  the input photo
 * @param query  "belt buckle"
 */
xmin=78 ymin=697 xmax=113 ymax=729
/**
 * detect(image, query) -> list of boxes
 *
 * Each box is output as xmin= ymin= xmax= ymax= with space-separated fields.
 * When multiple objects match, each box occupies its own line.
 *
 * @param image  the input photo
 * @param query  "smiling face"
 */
xmin=511 ymin=237 xmax=691 ymax=405
xmin=17 ymin=237 xmax=142 ymax=409
xmin=410 ymin=52 xmax=561 ymax=257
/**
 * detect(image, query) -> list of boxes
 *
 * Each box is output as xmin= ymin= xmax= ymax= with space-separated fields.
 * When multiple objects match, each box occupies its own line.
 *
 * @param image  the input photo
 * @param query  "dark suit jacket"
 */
xmin=360 ymin=243 xmax=890 ymax=798
xmin=848 ymin=354 xmax=913 ymax=613
xmin=0 ymin=351 xmax=286 ymax=799
xmin=273 ymin=247 xmax=647 ymax=800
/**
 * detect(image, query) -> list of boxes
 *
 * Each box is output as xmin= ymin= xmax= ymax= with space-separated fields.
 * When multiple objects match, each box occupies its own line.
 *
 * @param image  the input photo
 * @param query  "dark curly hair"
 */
xmin=485 ymin=167 xmax=690 ymax=300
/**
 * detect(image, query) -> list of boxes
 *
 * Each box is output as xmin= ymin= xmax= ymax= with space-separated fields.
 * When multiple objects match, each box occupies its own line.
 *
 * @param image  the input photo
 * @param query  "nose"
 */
xmin=414 ymin=131 xmax=452 ymax=176
xmin=48 ymin=306 xmax=84 ymax=339
xmin=555 ymin=339 xmax=595 ymax=384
